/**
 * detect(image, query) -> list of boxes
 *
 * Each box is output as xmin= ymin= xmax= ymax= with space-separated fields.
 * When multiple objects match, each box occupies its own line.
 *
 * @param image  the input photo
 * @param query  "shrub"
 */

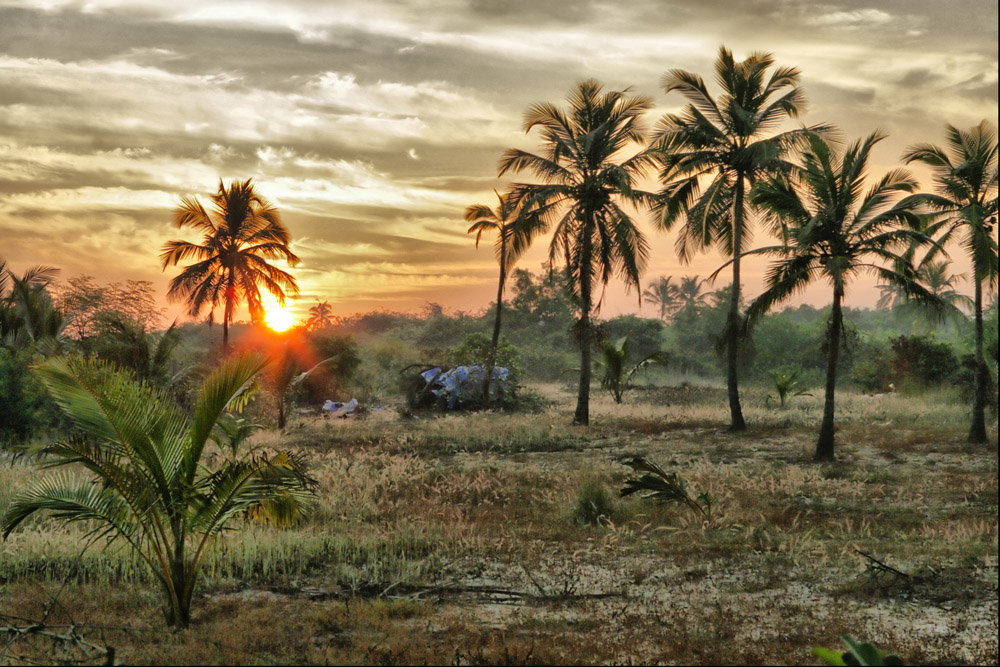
xmin=572 ymin=478 xmax=615 ymax=525
xmin=889 ymin=335 xmax=959 ymax=390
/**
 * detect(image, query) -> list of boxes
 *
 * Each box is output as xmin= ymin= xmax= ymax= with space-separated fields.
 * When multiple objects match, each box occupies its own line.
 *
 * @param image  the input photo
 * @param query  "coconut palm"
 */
xmin=652 ymin=46 xmax=829 ymax=431
xmin=160 ymin=179 xmax=300 ymax=349
xmin=676 ymin=275 xmax=711 ymax=312
xmin=877 ymin=259 xmax=973 ymax=331
xmin=746 ymin=130 xmax=934 ymax=460
xmin=902 ymin=121 xmax=998 ymax=443
xmin=466 ymin=189 xmax=545 ymax=380
xmin=306 ymin=301 xmax=337 ymax=331
xmin=499 ymin=79 xmax=657 ymax=425
xmin=643 ymin=276 xmax=681 ymax=321
xmin=2 ymin=353 xmax=316 ymax=628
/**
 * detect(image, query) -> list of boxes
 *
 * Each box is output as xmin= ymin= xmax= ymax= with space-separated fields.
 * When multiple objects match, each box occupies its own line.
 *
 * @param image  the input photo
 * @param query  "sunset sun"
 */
xmin=264 ymin=306 xmax=296 ymax=332
xmin=262 ymin=295 xmax=298 ymax=332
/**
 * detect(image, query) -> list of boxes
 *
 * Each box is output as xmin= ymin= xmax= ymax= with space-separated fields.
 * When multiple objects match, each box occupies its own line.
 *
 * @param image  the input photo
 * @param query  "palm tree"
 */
xmin=306 ymin=301 xmax=337 ymax=331
xmin=465 ymin=189 xmax=544 ymax=381
xmin=2 ymin=353 xmax=316 ymax=628
xmin=643 ymin=276 xmax=681 ymax=321
xmin=652 ymin=46 xmax=829 ymax=432
xmin=676 ymin=275 xmax=711 ymax=312
xmin=877 ymin=259 xmax=972 ymax=329
xmin=746 ymin=130 xmax=934 ymax=460
xmin=499 ymin=79 xmax=657 ymax=425
xmin=902 ymin=121 xmax=998 ymax=443
xmin=0 ymin=259 xmax=64 ymax=348
xmin=160 ymin=179 xmax=300 ymax=349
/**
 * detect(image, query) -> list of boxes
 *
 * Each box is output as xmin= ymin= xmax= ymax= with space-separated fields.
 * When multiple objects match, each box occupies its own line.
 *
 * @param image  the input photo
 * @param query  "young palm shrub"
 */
xmin=596 ymin=333 xmax=670 ymax=404
xmin=746 ymin=131 xmax=937 ymax=460
xmin=2 ymin=353 xmax=316 ymax=628
xmin=767 ymin=369 xmax=813 ymax=408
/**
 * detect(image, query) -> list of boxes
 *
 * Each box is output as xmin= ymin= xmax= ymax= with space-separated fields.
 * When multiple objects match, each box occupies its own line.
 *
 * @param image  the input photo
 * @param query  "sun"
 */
xmin=262 ymin=295 xmax=299 ymax=332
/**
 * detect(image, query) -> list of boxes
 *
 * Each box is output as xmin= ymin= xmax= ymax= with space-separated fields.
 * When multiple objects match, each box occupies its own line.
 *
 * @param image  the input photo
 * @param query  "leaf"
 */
xmin=812 ymin=646 xmax=848 ymax=666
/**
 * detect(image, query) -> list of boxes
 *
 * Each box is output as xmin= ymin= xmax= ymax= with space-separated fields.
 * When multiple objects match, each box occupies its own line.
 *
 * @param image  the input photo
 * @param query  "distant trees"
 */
xmin=903 ymin=121 xmax=998 ymax=443
xmin=499 ymin=80 xmax=656 ymax=425
xmin=160 ymin=179 xmax=300 ymax=349
xmin=652 ymin=46 xmax=828 ymax=432
xmin=54 ymin=275 xmax=164 ymax=339
xmin=746 ymin=131 xmax=933 ymax=460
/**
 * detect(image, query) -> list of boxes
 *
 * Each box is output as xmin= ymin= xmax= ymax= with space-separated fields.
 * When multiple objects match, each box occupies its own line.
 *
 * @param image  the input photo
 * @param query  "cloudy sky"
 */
xmin=0 ymin=0 xmax=996 ymax=324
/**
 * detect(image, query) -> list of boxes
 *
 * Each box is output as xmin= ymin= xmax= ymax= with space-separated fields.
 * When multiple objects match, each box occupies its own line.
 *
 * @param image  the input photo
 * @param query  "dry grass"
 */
xmin=1 ymin=384 xmax=996 ymax=665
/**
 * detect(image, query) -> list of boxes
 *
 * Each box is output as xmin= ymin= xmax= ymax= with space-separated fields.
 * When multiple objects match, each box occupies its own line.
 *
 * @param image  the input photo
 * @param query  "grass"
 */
xmin=0 ymin=384 xmax=996 ymax=665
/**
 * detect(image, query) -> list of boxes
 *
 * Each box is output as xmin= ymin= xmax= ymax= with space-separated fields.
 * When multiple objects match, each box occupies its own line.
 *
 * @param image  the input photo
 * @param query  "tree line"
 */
xmin=464 ymin=46 xmax=997 ymax=459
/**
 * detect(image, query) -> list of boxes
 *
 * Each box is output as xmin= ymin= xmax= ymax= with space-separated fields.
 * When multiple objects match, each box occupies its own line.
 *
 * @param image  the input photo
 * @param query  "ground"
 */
xmin=1 ymin=383 xmax=997 ymax=665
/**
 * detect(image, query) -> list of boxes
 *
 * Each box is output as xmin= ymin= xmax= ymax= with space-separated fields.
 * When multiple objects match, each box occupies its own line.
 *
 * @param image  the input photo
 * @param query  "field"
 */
xmin=1 ymin=383 xmax=997 ymax=665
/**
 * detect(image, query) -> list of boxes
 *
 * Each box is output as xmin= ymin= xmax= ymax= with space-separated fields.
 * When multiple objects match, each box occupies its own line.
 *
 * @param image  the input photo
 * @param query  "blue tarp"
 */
xmin=420 ymin=365 xmax=510 ymax=409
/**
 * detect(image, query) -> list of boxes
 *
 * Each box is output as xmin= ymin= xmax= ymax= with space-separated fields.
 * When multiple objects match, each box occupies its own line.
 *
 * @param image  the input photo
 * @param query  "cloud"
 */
xmin=808 ymin=8 xmax=894 ymax=28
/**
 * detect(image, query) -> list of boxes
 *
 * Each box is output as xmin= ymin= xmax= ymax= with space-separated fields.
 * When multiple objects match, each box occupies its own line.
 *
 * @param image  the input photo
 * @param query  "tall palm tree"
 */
xmin=2 ymin=353 xmax=316 ymax=627
xmin=160 ymin=179 xmax=300 ymax=349
xmin=306 ymin=301 xmax=337 ymax=331
xmin=643 ymin=276 xmax=681 ymax=321
xmin=902 ymin=121 xmax=998 ymax=443
xmin=653 ymin=46 xmax=829 ymax=432
xmin=466 ymin=189 xmax=544 ymax=375
xmin=746 ymin=131 xmax=934 ymax=460
xmin=499 ymin=79 xmax=657 ymax=425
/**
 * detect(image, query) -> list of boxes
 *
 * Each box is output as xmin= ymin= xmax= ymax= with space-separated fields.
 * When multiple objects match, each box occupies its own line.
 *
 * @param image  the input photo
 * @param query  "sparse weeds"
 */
xmin=0 ymin=382 xmax=995 ymax=664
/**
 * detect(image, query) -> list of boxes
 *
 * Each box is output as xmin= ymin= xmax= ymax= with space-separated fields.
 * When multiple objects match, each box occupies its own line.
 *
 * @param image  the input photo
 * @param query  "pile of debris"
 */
xmin=406 ymin=365 xmax=510 ymax=410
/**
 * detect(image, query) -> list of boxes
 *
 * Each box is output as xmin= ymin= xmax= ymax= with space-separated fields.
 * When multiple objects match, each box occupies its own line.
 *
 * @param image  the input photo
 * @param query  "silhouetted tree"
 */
xmin=747 ymin=131 xmax=934 ymax=460
xmin=500 ymin=80 xmax=656 ymax=425
xmin=465 ymin=189 xmax=545 ymax=393
xmin=902 ymin=121 xmax=998 ymax=443
xmin=653 ymin=46 xmax=829 ymax=431
xmin=160 ymin=179 xmax=300 ymax=349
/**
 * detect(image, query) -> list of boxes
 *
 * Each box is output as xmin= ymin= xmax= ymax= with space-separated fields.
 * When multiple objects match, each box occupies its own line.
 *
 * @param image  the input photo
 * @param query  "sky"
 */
xmin=0 ymin=0 xmax=997 ymax=325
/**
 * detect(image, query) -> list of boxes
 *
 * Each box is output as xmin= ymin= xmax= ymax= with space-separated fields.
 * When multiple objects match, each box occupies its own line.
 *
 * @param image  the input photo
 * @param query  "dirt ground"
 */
xmin=1 ymin=384 xmax=997 ymax=665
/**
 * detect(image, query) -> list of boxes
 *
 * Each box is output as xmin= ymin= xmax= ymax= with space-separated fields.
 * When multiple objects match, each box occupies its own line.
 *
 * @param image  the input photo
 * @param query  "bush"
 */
xmin=572 ymin=478 xmax=615 ymax=526
xmin=447 ymin=332 xmax=523 ymax=384
xmin=0 ymin=347 xmax=62 ymax=446
xmin=889 ymin=335 xmax=959 ymax=390
xmin=297 ymin=330 xmax=361 ymax=402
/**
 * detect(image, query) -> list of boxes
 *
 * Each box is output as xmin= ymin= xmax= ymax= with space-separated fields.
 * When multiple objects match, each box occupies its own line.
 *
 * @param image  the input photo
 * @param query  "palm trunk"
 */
xmin=166 ymin=540 xmax=192 ymax=628
xmin=222 ymin=280 xmax=236 ymax=351
xmin=969 ymin=278 xmax=988 ymax=443
xmin=484 ymin=240 xmax=506 ymax=404
xmin=816 ymin=284 xmax=844 ymax=461
xmin=574 ymin=228 xmax=594 ymax=426
xmin=727 ymin=178 xmax=747 ymax=431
